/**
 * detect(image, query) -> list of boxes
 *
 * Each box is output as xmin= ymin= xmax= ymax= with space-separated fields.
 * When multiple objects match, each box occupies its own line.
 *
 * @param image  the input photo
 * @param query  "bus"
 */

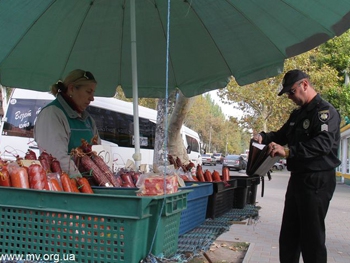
xmin=0 ymin=88 xmax=202 ymax=170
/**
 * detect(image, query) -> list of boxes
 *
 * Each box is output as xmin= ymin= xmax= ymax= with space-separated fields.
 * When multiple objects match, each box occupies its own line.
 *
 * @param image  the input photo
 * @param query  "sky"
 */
xmin=209 ymin=90 xmax=243 ymax=119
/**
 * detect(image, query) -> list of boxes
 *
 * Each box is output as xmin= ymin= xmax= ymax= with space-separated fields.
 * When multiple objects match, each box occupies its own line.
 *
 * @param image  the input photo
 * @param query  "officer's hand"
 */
xmin=253 ymin=133 xmax=262 ymax=144
xmin=268 ymin=142 xmax=284 ymax=157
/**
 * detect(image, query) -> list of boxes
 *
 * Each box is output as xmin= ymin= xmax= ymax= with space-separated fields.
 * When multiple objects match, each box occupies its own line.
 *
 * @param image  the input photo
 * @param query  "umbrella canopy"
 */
xmin=1 ymin=0 xmax=350 ymax=98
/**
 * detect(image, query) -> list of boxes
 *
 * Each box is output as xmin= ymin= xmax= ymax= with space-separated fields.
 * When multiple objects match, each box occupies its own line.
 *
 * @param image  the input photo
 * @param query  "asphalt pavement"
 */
xmin=217 ymin=170 xmax=350 ymax=263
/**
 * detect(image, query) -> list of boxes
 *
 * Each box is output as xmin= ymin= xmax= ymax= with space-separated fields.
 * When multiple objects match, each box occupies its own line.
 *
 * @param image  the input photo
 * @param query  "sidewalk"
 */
xmin=217 ymin=170 xmax=350 ymax=263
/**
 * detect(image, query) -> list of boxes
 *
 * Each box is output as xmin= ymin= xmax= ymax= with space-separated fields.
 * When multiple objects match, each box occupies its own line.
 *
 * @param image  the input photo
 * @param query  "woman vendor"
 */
xmin=34 ymin=69 xmax=101 ymax=175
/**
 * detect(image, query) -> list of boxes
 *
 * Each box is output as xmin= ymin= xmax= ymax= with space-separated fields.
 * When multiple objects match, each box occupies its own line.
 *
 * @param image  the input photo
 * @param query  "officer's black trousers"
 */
xmin=279 ymin=170 xmax=336 ymax=263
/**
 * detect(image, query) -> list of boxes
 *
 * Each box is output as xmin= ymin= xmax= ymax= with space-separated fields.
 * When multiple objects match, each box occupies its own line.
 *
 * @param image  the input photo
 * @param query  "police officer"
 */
xmin=254 ymin=69 xmax=341 ymax=263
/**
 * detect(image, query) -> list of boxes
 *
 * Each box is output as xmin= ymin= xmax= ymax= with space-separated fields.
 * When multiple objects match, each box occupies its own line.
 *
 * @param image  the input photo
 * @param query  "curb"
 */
xmin=242 ymin=242 xmax=254 ymax=263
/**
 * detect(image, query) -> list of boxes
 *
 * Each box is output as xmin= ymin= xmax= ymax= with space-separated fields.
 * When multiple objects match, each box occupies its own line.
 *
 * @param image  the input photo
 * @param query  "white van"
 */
xmin=0 ymin=88 xmax=202 ymax=168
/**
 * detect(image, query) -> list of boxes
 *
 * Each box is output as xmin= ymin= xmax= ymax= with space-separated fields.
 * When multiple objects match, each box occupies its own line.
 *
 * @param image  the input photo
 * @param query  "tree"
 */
xmin=186 ymin=94 xmax=226 ymax=153
xmin=115 ymin=86 xmax=158 ymax=109
xmin=217 ymin=49 xmax=339 ymax=133
xmin=316 ymin=30 xmax=350 ymax=119
xmin=184 ymin=93 xmax=247 ymax=154
xmin=317 ymin=30 xmax=350 ymax=82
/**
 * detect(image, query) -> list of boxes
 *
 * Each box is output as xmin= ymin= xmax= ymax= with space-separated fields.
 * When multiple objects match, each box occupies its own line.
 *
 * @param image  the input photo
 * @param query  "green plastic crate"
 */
xmin=93 ymin=186 xmax=190 ymax=257
xmin=147 ymin=190 xmax=189 ymax=258
xmin=0 ymin=186 xmax=188 ymax=263
xmin=93 ymin=186 xmax=190 ymax=258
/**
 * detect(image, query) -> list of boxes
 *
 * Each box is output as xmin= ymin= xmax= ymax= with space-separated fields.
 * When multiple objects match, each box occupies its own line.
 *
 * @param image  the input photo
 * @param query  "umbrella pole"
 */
xmin=130 ymin=0 xmax=141 ymax=169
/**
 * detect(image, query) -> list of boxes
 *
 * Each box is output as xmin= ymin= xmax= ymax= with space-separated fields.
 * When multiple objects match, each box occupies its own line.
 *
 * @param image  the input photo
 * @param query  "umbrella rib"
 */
xmin=281 ymin=0 xmax=334 ymax=35
xmin=225 ymin=0 xmax=334 ymax=58
xmin=0 ymin=1 xmax=56 ymax=67
xmin=61 ymin=1 xmax=95 ymax=77
xmin=186 ymin=1 xmax=233 ymax=75
xmin=118 ymin=1 xmax=127 ymax=87
xmin=224 ymin=0 xmax=286 ymax=58
xmin=154 ymin=1 xmax=179 ymax=89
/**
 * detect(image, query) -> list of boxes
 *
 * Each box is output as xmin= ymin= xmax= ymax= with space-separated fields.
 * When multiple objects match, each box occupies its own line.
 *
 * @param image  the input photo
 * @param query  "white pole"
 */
xmin=130 ymin=0 xmax=141 ymax=169
xmin=341 ymin=138 xmax=347 ymax=184
xmin=209 ymin=126 xmax=212 ymax=153
xmin=345 ymin=72 xmax=349 ymax=85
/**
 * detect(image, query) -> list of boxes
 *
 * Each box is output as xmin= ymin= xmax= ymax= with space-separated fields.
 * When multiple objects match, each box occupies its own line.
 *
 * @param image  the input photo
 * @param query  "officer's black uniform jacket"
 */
xmin=261 ymin=94 xmax=341 ymax=173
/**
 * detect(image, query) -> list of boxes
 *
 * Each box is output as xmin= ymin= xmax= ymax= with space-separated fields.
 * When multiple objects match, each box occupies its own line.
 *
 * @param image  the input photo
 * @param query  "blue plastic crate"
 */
xmin=178 ymin=182 xmax=213 ymax=235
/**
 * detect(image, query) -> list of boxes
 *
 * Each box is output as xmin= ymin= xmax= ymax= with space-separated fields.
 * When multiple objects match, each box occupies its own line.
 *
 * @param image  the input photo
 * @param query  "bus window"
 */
xmin=185 ymin=134 xmax=200 ymax=152
xmin=86 ymin=106 xmax=156 ymax=149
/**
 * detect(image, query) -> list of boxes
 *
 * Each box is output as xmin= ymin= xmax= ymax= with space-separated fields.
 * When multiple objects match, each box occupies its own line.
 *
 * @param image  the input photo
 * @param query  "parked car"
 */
xmin=213 ymin=153 xmax=224 ymax=164
xmin=240 ymin=153 xmax=248 ymax=161
xmin=222 ymin=154 xmax=247 ymax=171
xmin=201 ymin=154 xmax=216 ymax=166
xmin=279 ymin=159 xmax=287 ymax=166
xmin=273 ymin=162 xmax=284 ymax=170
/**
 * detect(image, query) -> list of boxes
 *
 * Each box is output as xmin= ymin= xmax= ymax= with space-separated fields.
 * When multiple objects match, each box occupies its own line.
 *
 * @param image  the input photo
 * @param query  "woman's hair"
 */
xmin=50 ymin=69 xmax=97 ymax=96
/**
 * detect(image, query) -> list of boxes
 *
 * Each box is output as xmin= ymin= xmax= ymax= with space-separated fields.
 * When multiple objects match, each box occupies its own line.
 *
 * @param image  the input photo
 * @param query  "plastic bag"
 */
xmin=47 ymin=173 xmax=63 ymax=191
xmin=136 ymin=172 xmax=178 ymax=196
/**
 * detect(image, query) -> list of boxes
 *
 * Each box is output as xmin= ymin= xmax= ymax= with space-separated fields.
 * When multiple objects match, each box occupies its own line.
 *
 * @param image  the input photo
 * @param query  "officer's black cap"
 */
xmin=278 ymin=69 xmax=309 ymax=96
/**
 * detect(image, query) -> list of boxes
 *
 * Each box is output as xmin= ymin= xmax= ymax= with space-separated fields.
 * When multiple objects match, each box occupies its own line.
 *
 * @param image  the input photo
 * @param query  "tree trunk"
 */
xmin=153 ymin=91 xmax=195 ymax=168
xmin=167 ymin=91 xmax=195 ymax=165
xmin=153 ymin=98 xmax=167 ymax=168
xmin=153 ymin=93 xmax=176 ymax=168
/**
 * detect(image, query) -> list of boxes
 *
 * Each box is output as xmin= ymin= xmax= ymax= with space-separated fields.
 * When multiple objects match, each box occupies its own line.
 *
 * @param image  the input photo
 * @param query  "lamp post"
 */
xmin=209 ymin=126 xmax=212 ymax=153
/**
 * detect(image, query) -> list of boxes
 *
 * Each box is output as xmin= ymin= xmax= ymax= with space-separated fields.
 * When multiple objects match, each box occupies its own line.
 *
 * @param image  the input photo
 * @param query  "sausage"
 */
xmin=121 ymin=173 xmax=136 ymax=187
xmin=28 ymin=163 xmax=50 ymax=190
xmin=0 ymin=167 xmax=11 ymax=187
xmin=9 ymin=166 xmax=29 ymax=188
xmin=76 ymin=177 xmax=94 ymax=194
xmin=39 ymin=155 xmax=51 ymax=173
xmin=51 ymin=158 xmax=62 ymax=174
xmin=90 ymin=153 xmax=121 ymax=187
xmin=80 ymin=155 xmax=112 ymax=187
xmin=70 ymin=178 xmax=81 ymax=193
xmin=48 ymin=175 xmax=63 ymax=191
xmin=25 ymin=149 xmax=37 ymax=160
xmin=203 ymin=170 xmax=213 ymax=182
xmin=196 ymin=165 xmax=205 ymax=182
xmin=60 ymin=172 xmax=75 ymax=192
xmin=222 ymin=166 xmax=230 ymax=182
xmin=211 ymin=170 xmax=221 ymax=182
xmin=130 ymin=171 xmax=141 ymax=185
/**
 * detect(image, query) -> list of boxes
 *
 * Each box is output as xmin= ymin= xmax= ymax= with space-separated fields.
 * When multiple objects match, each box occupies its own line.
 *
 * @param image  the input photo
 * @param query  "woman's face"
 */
xmin=71 ymin=82 xmax=96 ymax=112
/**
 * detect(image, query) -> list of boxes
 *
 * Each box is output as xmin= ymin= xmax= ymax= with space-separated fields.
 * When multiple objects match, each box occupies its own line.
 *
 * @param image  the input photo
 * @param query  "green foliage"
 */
xmin=318 ymin=30 xmax=350 ymax=82
xmin=217 ymin=47 xmax=341 ymax=133
xmin=185 ymin=94 xmax=246 ymax=155
xmin=115 ymin=86 xmax=158 ymax=109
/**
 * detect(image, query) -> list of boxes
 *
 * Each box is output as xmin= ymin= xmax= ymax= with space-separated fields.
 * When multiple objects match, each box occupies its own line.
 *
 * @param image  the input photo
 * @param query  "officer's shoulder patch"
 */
xmin=318 ymin=110 xmax=330 ymax=122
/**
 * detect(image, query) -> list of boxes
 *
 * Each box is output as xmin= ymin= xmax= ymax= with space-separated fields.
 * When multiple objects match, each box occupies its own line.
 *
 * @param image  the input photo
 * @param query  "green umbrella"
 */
xmin=1 ymin=0 xmax=350 ymax=98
